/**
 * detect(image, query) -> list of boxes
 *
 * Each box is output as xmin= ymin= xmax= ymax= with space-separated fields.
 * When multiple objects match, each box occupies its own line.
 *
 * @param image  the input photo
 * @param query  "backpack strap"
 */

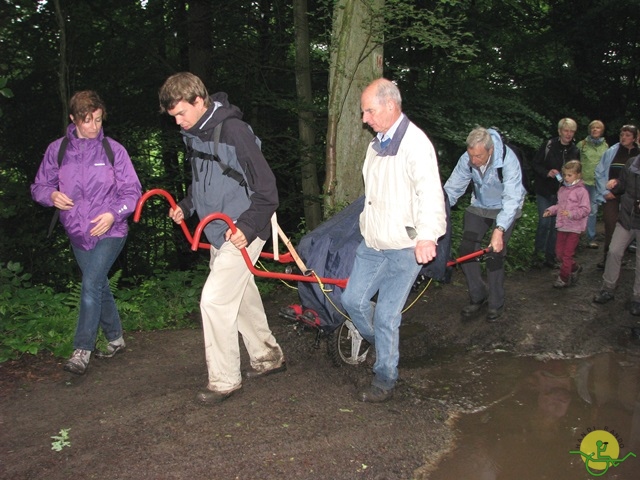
xmin=102 ymin=137 xmax=115 ymax=166
xmin=186 ymin=121 xmax=249 ymax=196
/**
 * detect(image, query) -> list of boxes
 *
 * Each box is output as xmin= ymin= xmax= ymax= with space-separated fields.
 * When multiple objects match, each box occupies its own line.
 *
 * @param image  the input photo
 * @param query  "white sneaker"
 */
xmin=95 ymin=336 xmax=126 ymax=359
xmin=64 ymin=349 xmax=91 ymax=374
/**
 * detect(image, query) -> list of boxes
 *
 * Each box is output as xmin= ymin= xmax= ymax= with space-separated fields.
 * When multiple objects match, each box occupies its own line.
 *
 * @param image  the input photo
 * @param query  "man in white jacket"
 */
xmin=341 ymin=78 xmax=447 ymax=403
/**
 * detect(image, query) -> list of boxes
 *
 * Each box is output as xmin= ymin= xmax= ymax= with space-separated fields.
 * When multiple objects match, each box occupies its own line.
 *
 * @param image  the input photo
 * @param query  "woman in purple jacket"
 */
xmin=543 ymin=160 xmax=590 ymax=288
xmin=31 ymin=91 xmax=141 ymax=375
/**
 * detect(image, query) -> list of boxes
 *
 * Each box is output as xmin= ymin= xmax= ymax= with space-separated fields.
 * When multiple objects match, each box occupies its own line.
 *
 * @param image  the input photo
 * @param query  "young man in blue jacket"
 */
xmin=444 ymin=127 xmax=526 ymax=322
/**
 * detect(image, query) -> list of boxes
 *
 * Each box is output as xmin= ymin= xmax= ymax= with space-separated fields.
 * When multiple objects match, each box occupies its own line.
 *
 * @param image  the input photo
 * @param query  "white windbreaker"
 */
xmin=360 ymin=117 xmax=447 ymax=251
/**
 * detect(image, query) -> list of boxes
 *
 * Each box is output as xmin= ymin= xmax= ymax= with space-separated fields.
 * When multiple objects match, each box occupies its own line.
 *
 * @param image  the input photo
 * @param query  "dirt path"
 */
xmin=1 ymin=243 xmax=639 ymax=479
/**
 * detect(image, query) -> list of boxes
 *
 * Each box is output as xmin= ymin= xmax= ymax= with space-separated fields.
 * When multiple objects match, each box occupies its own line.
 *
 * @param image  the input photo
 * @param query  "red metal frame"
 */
xmin=134 ymin=189 xmax=491 ymax=292
xmin=134 ymin=189 xmax=348 ymax=288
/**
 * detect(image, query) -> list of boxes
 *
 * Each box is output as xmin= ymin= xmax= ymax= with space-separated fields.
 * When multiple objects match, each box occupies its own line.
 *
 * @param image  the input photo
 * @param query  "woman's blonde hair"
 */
xmin=557 ymin=117 xmax=577 ymax=132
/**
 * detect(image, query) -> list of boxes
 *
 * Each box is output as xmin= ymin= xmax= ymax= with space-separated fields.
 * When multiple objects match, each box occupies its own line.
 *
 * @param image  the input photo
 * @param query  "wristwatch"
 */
xmin=496 ymin=225 xmax=506 ymax=233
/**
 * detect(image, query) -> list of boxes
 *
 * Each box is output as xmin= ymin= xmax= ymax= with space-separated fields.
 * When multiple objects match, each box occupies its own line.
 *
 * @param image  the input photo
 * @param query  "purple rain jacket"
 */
xmin=31 ymin=123 xmax=142 ymax=251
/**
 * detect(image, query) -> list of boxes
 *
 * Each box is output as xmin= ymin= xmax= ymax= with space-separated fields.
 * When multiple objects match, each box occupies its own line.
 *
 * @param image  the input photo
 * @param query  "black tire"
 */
xmin=327 ymin=319 xmax=370 ymax=367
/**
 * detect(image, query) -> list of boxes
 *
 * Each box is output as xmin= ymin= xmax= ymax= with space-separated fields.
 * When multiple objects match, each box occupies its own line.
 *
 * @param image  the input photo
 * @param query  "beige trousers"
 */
xmin=201 ymin=237 xmax=283 ymax=392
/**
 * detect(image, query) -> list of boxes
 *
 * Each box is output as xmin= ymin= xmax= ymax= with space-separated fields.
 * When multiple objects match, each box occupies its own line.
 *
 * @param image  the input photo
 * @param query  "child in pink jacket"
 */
xmin=543 ymin=160 xmax=591 ymax=287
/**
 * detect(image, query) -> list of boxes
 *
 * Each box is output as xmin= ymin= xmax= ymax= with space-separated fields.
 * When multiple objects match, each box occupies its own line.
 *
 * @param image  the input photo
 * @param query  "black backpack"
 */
xmin=500 ymin=140 xmax=533 ymax=194
xmin=47 ymin=137 xmax=115 ymax=237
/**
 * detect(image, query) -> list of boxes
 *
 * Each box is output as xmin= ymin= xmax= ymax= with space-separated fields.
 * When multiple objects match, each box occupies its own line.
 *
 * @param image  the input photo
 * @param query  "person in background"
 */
xmin=542 ymin=160 xmax=590 ymax=288
xmin=444 ymin=127 xmax=526 ymax=322
xmin=341 ymin=78 xmax=447 ymax=403
xmin=594 ymin=124 xmax=639 ymax=268
xmin=593 ymin=152 xmax=640 ymax=316
xmin=531 ymin=118 xmax=580 ymax=268
xmin=159 ymin=72 xmax=285 ymax=405
xmin=576 ymin=120 xmax=608 ymax=249
xmin=31 ymin=90 xmax=142 ymax=375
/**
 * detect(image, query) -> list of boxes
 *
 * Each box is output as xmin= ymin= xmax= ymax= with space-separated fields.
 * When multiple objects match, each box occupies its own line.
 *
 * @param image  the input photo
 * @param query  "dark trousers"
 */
xmin=602 ymin=198 xmax=620 ymax=258
xmin=459 ymin=210 xmax=515 ymax=310
xmin=535 ymin=194 xmax=558 ymax=261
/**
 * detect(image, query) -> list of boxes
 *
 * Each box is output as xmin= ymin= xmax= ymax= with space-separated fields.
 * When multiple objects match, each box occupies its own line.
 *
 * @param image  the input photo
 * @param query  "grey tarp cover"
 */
xmin=296 ymin=194 xmax=451 ymax=332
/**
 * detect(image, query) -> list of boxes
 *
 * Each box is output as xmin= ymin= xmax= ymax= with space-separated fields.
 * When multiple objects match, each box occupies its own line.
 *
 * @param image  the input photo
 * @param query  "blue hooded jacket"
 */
xmin=444 ymin=128 xmax=526 ymax=230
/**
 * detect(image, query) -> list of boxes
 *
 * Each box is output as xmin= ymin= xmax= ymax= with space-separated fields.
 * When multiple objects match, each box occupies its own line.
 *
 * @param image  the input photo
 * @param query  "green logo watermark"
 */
xmin=569 ymin=428 xmax=636 ymax=476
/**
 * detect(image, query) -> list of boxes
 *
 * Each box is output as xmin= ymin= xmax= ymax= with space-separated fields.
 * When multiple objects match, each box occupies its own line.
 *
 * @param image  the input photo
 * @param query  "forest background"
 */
xmin=1 ymin=0 xmax=639 ymax=360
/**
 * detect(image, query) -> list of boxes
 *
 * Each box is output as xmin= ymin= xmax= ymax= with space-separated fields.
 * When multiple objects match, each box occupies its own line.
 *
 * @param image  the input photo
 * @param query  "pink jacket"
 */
xmin=546 ymin=180 xmax=590 ymax=234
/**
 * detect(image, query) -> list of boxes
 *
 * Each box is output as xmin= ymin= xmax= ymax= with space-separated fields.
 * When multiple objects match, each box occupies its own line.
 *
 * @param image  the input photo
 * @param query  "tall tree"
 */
xmin=324 ymin=0 xmax=384 ymax=211
xmin=293 ymin=0 xmax=322 ymax=229
xmin=53 ymin=0 xmax=68 ymax=132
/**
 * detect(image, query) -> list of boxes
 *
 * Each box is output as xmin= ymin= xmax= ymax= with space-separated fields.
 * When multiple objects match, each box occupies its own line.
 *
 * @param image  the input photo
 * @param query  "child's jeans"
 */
xmin=555 ymin=231 xmax=580 ymax=282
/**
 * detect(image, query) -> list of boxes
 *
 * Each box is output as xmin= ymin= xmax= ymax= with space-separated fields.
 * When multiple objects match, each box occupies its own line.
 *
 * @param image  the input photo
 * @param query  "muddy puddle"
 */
xmin=401 ymin=344 xmax=640 ymax=479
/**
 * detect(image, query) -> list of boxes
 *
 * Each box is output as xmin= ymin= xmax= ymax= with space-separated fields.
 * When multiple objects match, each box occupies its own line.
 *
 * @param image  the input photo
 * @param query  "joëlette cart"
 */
xmin=134 ymin=189 xmax=490 ymax=367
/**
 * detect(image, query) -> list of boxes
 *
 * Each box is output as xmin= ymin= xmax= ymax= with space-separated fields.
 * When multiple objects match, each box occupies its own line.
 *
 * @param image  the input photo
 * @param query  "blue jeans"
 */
xmin=584 ymin=184 xmax=598 ymax=241
xmin=535 ymin=194 xmax=558 ymax=260
xmin=71 ymin=236 xmax=126 ymax=350
xmin=341 ymin=241 xmax=422 ymax=391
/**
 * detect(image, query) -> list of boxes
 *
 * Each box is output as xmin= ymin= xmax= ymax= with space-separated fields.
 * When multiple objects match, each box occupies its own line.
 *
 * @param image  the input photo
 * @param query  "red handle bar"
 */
xmin=135 ymin=189 xmax=491 ymax=291
xmin=133 ymin=189 xmax=295 ymax=263
xmin=446 ymin=246 xmax=493 ymax=267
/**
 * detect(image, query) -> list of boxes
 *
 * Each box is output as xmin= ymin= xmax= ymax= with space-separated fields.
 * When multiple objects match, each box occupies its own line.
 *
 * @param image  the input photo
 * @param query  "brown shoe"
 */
xmin=196 ymin=385 xmax=242 ymax=405
xmin=244 ymin=361 xmax=287 ymax=379
xmin=357 ymin=385 xmax=394 ymax=403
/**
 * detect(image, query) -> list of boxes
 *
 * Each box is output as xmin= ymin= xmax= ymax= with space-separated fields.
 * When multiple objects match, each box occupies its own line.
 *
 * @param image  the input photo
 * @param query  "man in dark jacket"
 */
xmin=532 ymin=118 xmax=580 ymax=267
xmin=593 ymin=154 xmax=640 ymax=316
xmin=159 ymin=72 xmax=285 ymax=404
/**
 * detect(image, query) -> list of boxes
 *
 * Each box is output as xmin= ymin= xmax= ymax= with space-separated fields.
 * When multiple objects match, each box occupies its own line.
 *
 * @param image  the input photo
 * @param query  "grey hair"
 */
xmin=373 ymin=78 xmax=402 ymax=110
xmin=466 ymin=127 xmax=494 ymax=151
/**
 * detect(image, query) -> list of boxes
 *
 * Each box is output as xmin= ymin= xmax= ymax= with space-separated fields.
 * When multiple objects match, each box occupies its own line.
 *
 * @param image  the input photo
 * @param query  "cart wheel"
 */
xmin=327 ymin=319 xmax=370 ymax=367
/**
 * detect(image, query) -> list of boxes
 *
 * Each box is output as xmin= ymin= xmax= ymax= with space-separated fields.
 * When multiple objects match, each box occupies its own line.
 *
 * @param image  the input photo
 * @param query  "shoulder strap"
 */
xmin=48 ymin=136 xmax=115 ymax=238
xmin=57 ymin=136 xmax=115 ymax=167
xmin=102 ymin=137 xmax=115 ymax=166
xmin=57 ymin=137 xmax=69 ymax=167
xmin=213 ymin=122 xmax=222 ymax=159
xmin=186 ymin=121 xmax=249 ymax=195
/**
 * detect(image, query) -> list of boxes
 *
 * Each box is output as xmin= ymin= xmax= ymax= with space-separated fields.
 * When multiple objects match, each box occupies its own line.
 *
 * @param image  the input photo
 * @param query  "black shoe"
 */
xmin=593 ymin=290 xmax=614 ymax=304
xmin=244 ymin=361 xmax=287 ymax=379
xmin=597 ymin=260 xmax=605 ymax=270
xmin=630 ymin=302 xmax=640 ymax=316
xmin=461 ymin=298 xmax=487 ymax=317
xmin=486 ymin=306 xmax=504 ymax=322
xmin=358 ymin=385 xmax=394 ymax=403
xmin=543 ymin=259 xmax=560 ymax=269
xmin=196 ymin=385 xmax=242 ymax=404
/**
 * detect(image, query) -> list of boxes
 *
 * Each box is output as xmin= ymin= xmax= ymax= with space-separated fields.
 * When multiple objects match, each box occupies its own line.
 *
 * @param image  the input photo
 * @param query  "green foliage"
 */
xmin=115 ymin=267 xmax=205 ymax=332
xmin=51 ymin=428 xmax=71 ymax=452
xmin=0 ymin=76 xmax=12 ymax=117
xmin=0 ymin=261 xmax=205 ymax=362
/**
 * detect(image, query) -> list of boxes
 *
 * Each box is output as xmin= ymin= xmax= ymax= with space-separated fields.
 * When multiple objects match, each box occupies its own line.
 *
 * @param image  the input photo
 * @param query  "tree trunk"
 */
xmin=53 ymin=0 xmax=68 ymax=133
xmin=187 ymin=0 xmax=213 ymax=85
xmin=324 ymin=0 xmax=384 ymax=212
xmin=293 ymin=0 xmax=322 ymax=229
